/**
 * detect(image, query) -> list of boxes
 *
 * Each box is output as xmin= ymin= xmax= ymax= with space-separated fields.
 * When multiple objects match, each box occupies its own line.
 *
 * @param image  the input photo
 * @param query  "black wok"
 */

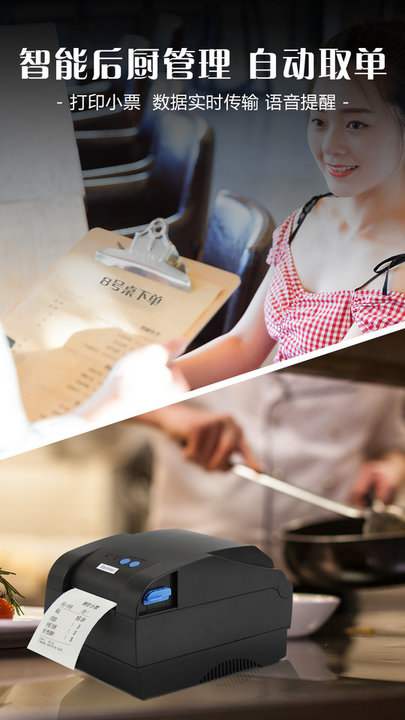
xmin=283 ymin=516 xmax=405 ymax=591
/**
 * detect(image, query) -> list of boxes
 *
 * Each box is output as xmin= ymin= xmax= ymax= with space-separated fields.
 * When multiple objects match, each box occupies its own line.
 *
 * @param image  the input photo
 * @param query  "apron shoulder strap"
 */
xmin=355 ymin=254 xmax=405 ymax=295
xmin=289 ymin=192 xmax=333 ymax=244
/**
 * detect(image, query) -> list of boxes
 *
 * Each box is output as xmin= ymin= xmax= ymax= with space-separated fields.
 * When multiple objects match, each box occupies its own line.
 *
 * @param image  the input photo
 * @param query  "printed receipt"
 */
xmin=28 ymin=588 xmax=117 ymax=669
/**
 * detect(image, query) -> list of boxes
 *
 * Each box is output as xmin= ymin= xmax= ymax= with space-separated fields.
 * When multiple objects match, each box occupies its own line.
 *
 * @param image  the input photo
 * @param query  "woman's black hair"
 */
xmin=312 ymin=20 xmax=405 ymax=124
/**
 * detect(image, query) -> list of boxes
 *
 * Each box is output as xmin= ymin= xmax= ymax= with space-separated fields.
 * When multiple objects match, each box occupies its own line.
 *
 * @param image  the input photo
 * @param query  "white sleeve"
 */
xmin=0 ymin=322 xmax=89 ymax=458
xmin=365 ymin=387 xmax=405 ymax=457
xmin=0 ymin=323 xmax=30 ymax=454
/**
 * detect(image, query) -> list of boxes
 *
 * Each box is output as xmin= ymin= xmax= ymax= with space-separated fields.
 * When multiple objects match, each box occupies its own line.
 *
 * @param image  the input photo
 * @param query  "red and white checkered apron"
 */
xmin=264 ymin=211 xmax=405 ymax=363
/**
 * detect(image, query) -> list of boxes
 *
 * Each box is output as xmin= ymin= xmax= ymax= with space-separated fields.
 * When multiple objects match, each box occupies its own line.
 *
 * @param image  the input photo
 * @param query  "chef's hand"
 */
xmin=141 ymin=404 xmax=260 ymax=471
xmin=350 ymin=451 xmax=405 ymax=507
xmin=75 ymin=339 xmax=189 ymax=427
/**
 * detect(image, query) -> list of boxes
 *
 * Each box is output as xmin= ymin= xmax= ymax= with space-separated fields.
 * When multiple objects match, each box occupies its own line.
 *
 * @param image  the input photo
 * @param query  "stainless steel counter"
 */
xmin=1 ymin=585 xmax=404 ymax=720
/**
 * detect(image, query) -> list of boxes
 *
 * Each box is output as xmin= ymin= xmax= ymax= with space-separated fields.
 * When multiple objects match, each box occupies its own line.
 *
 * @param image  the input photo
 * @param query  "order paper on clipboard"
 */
xmin=28 ymin=588 xmax=117 ymax=669
xmin=4 ymin=227 xmax=239 ymax=421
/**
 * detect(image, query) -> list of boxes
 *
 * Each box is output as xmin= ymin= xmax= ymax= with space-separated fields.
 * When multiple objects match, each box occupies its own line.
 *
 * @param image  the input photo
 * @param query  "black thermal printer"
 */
xmin=45 ymin=529 xmax=293 ymax=698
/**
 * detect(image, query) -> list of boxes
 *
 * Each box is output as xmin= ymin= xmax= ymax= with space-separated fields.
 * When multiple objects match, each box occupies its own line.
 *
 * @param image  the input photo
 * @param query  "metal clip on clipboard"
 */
xmin=94 ymin=218 xmax=191 ymax=292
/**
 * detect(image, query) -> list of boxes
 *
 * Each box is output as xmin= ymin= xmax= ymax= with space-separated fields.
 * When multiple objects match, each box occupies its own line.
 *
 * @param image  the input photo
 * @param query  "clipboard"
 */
xmin=3 ymin=223 xmax=240 ymax=421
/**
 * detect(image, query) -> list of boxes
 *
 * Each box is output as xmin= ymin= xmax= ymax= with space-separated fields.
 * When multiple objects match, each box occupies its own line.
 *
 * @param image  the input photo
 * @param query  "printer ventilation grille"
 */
xmin=200 ymin=658 xmax=260 ymax=684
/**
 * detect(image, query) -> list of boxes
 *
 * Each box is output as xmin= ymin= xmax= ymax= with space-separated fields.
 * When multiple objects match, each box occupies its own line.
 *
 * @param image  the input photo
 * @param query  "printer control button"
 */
xmin=129 ymin=561 xmax=140 ymax=567
xmin=120 ymin=558 xmax=131 ymax=565
xmin=143 ymin=587 xmax=172 ymax=605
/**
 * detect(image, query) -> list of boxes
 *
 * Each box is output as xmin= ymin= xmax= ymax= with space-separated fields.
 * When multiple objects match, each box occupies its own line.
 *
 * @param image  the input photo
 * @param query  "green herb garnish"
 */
xmin=0 ymin=568 xmax=24 ymax=616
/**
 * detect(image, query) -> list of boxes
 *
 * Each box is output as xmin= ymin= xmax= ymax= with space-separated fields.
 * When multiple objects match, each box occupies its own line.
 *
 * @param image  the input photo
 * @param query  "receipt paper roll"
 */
xmin=28 ymin=587 xmax=117 ymax=669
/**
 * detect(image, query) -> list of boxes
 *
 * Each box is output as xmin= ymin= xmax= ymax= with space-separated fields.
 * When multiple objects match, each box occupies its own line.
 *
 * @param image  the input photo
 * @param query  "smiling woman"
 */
xmin=170 ymin=20 xmax=405 ymax=386
xmin=307 ymin=84 xmax=404 ymax=196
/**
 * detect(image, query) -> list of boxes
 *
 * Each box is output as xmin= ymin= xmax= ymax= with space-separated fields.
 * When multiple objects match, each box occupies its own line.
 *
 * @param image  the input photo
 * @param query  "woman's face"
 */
xmin=307 ymin=77 xmax=405 ymax=198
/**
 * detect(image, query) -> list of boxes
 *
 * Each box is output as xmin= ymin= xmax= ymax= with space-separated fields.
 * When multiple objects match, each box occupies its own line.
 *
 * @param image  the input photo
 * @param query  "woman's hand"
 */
xmin=141 ymin=403 xmax=260 ymax=471
xmin=75 ymin=339 xmax=189 ymax=427
xmin=350 ymin=451 xmax=405 ymax=507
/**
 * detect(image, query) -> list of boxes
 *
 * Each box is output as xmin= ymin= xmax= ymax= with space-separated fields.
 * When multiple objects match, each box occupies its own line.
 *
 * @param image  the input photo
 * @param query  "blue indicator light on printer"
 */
xmin=120 ymin=558 xmax=131 ymax=565
xmin=129 ymin=561 xmax=140 ymax=567
xmin=143 ymin=587 xmax=172 ymax=605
